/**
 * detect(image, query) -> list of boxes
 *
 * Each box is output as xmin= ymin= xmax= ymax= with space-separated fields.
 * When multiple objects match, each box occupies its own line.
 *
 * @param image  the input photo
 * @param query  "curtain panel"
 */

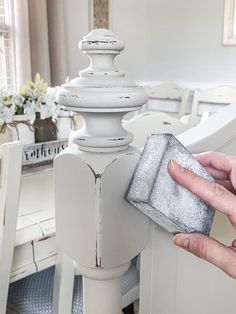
xmin=13 ymin=0 xmax=68 ymax=87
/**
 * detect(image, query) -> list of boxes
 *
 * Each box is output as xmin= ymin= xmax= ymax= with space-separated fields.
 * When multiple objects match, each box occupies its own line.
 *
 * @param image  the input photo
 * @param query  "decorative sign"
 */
xmin=22 ymin=139 xmax=68 ymax=168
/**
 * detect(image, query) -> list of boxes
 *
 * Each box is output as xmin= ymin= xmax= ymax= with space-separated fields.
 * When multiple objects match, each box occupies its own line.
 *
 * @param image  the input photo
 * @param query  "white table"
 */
xmin=11 ymin=165 xmax=57 ymax=283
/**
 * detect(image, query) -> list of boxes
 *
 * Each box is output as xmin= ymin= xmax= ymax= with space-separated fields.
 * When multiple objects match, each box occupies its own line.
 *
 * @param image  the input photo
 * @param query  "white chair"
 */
xmin=178 ymin=102 xmax=236 ymax=155
xmin=0 ymin=142 xmax=23 ymax=314
xmin=123 ymin=111 xmax=189 ymax=148
xmin=188 ymin=85 xmax=236 ymax=127
xmin=144 ymin=83 xmax=190 ymax=117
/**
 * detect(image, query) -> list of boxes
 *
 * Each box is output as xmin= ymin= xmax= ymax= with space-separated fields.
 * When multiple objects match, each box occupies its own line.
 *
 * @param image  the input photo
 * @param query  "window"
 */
xmin=0 ymin=0 xmax=15 ymax=90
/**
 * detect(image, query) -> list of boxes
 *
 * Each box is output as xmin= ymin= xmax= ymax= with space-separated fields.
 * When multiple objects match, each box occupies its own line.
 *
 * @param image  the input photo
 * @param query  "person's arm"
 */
xmin=168 ymin=152 xmax=236 ymax=278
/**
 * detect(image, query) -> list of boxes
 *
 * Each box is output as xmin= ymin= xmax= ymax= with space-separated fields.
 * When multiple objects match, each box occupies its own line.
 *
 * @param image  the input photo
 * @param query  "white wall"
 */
xmin=63 ymin=0 xmax=236 ymax=86
xmin=111 ymin=0 xmax=236 ymax=85
xmin=63 ymin=0 xmax=90 ymax=79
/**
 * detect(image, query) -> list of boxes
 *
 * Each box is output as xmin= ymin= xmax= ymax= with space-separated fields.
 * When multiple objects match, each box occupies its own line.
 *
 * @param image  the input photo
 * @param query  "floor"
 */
xmin=123 ymin=304 xmax=134 ymax=314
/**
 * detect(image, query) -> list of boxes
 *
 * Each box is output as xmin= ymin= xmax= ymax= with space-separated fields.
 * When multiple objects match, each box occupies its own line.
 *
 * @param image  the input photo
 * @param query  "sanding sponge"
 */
xmin=126 ymin=134 xmax=215 ymax=234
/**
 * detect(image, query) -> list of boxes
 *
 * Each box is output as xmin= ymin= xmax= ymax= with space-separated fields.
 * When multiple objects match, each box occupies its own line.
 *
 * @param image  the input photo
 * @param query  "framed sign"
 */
xmin=223 ymin=0 xmax=236 ymax=45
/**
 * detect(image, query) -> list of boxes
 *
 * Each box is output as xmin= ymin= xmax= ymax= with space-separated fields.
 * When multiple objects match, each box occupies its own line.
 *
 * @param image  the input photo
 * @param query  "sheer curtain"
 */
xmin=13 ymin=0 xmax=31 ymax=88
xmin=13 ymin=0 xmax=68 ymax=87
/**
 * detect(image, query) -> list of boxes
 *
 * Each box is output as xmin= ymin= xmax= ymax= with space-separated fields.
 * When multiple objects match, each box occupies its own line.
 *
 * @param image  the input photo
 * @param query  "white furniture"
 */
xmin=139 ymin=102 xmax=236 ymax=314
xmin=0 ymin=142 xmax=22 ymax=313
xmin=11 ymin=165 xmax=57 ymax=283
xmin=8 ymin=159 xmax=140 ymax=312
xmin=144 ymin=83 xmax=190 ymax=117
xmin=6 ymin=31 xmax=236 ymax=313
xmin=123 ymin=111 xmax=189 ymax=148
xmin=7 ymin=29 xmax=148 ymax=314
xmin=53 ymin=29 xmax=150 ymax=314
xmin=188 ymin=85 xmax=236 ymax=127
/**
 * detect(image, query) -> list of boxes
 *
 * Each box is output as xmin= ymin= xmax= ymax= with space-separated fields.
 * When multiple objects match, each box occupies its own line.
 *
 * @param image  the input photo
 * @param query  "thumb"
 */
xmin=173 ymin=233 xmax=236 ymax=278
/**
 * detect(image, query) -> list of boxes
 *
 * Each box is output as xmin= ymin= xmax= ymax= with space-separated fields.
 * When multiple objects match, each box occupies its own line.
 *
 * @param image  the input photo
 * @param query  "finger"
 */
xmin=230 ymin=239 xmax=236 ymax=252
xmin=215 ymin=180 xmax=235 ymax=194
xmin=196 ymin=151 xmax=236 ymax=172
xmin=232 ymin=239 xmax=236 ymax=247
xmin=173 ymin=233 xmax=236 ymax=278
xmin=168 ymin=160 xmax=236 ymax=227
xmin=204 ymin=166 xmax=229 ymax=181
xmin=196 ymin=152 xmax=236 ymax=190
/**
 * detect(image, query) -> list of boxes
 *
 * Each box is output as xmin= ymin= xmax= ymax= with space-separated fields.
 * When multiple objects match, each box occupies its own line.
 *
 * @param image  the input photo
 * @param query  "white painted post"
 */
xmin=78 ymin=262 xmax=130 ymax=314
xmin=54 ymin=29 xmax=150 ymax=314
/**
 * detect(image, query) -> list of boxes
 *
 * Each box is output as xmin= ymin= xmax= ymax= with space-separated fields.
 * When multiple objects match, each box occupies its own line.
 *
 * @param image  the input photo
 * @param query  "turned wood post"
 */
xmin=54 ymin=29 xmax=149 ymax=314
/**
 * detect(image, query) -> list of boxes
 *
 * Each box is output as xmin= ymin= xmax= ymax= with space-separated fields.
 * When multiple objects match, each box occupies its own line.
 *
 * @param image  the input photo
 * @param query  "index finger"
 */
xmin=168 ymin=159 xmax=236 ymax=228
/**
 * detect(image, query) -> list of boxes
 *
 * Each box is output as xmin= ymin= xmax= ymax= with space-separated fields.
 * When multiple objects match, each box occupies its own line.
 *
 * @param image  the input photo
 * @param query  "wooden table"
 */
xmin=11 ymin=165 xmax=57 ymax=283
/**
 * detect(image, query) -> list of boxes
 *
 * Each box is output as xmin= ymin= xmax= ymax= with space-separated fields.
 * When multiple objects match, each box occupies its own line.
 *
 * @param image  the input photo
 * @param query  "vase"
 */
xmin=33 ymin=112 xmax=57 ymax=143
xmin=0 ymin=125 xmax=12 ymax=145
xmin=10 ymin=115 xmax=35 ymax=145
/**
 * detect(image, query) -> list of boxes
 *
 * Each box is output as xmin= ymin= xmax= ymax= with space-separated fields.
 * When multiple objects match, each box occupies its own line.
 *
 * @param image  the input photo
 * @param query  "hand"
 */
xmin=168 ymin=151 xmax=236 ymax=278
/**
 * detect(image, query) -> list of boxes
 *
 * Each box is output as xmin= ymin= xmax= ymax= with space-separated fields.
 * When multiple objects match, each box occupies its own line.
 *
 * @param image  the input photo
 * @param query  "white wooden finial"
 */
xmin=57 ymin=29 xmax=148 ymax=152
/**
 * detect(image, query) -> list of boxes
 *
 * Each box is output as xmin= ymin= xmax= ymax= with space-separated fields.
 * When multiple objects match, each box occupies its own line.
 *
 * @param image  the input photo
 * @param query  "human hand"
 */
xmin=168 ymin=151 xmax=236 ymax=278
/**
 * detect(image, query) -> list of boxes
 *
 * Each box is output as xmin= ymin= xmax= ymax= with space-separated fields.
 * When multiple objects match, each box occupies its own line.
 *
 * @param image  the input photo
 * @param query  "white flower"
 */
xmin=36 ymin=87 xmax=61 ymax=120
xmin=24 ymin=100 xmax=37 ymax=122
xmin=0 ymin=105 xmax=13 ymax=126
xmin=14 ymin=93 xmax=24 ymax=106
xmin=65 ymin=76 xmax=71 ymax=84
xmin=45 ymin=86 xmax=60 ymax=103
xmin=40 ymin=101 xmax=59 ymax=120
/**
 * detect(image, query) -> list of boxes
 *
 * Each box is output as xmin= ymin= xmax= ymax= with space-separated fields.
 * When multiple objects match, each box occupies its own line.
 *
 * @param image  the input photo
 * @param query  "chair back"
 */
xmin=189 ymin=85 xmax=236 ymax=127
xmin=0 ymin=141 xmax=22 ymax=313
xmin=178 ymin=102 xmax=236 ymax=155
xmin=145 ymin=83 xmax=190 ymax=117
xmin=123 ymin=111 xmax=188 ymax=148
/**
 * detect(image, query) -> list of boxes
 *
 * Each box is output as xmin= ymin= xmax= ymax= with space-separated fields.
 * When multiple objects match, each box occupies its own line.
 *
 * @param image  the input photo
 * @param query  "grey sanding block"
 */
xmin=126 ymin=134 xmax=215 ymax=234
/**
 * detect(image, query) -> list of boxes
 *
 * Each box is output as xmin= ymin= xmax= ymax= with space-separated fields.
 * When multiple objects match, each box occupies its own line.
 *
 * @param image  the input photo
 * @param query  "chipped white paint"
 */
xmin=54 ymin=29 xmax=149 ymax=314
xmin=57 ymin=28 xmax=148 ymax=152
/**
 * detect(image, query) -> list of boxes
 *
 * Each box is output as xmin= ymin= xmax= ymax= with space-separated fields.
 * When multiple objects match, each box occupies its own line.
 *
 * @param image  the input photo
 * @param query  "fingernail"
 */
xmin=170 ymin=159 xmax=184 ymax=172
xmin=173 ymin=234 xmax=190 ymax=249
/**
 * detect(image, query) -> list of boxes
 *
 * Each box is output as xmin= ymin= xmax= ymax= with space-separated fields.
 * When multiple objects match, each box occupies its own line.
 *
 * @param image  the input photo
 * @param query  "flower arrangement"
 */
xmin=0 ymin=73 xmax=61 ymax=144
xmin=19 ymin=73 xmax=61 ymax=121
xmin=0 ymin=73 xmax=61 ymax=123
xmin=0 ymin=73 xmax=74 ymax=144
